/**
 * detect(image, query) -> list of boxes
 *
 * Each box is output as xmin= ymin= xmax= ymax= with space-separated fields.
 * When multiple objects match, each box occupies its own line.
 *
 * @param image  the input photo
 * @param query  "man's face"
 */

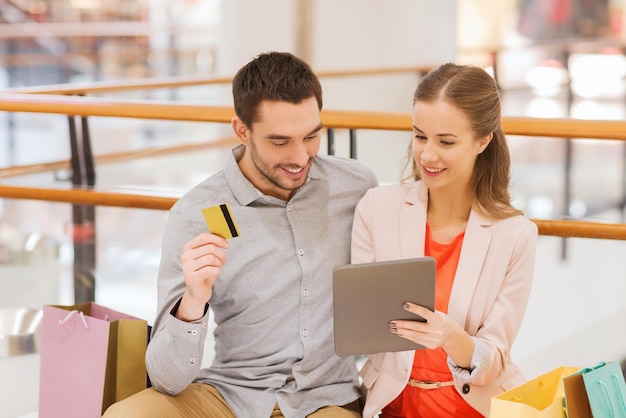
xmin=238 ymin=98 xmax=322 ymax=201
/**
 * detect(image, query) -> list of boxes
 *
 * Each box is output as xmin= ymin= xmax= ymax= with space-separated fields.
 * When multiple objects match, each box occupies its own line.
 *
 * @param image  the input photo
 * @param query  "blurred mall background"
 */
xmin=1 ymin=0 xmax=626 ymax=416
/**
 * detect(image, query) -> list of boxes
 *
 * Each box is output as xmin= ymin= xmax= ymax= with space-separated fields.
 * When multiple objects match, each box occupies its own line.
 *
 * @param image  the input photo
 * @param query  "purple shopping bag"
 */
xmin=38 ymin=302 xmax=148 ymax=418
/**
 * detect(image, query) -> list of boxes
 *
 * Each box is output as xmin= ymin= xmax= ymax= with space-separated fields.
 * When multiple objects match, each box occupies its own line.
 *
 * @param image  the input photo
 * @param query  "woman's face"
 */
xmin=411 ymin=98 xmax=490 ymax=195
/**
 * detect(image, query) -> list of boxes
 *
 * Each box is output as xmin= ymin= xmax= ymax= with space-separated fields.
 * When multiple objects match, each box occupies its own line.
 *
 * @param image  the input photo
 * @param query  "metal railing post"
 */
xmin=67 ymin=110 xmax=96 ymax=303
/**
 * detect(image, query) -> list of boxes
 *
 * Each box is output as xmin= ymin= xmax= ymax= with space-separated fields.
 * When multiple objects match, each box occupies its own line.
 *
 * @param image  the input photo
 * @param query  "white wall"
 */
xmin=513 ymin=236 xmax=626 ymax=379
xmin=216 ymin=0 xmax=299 ymax=75
xmin=311 ymin=0 xmax=456 ymax=71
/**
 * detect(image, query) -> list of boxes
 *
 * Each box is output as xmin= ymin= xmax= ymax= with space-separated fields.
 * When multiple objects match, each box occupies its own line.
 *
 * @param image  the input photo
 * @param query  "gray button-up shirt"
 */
xmin=146 ymin=145 xmax=378 ymax=418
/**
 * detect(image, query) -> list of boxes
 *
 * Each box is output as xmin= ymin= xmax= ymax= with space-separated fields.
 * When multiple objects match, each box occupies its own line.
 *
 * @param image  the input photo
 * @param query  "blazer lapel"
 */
xmin=397 ymin=183 xmax=491 ymax=327
xmin=447 ymin=210 xmax=492 ymax=325
xmin=400 ymin=182 xmax=427 ymax=259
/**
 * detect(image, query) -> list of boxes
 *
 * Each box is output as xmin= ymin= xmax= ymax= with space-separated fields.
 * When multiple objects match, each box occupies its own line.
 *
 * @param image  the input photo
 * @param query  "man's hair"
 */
xmin=232 ymin=51 xmax=323 ymax=127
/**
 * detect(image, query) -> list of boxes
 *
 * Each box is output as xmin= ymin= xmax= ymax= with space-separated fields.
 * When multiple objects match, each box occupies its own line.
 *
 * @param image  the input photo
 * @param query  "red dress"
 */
xmin=381 ymin=224 xmax=484 ymax=418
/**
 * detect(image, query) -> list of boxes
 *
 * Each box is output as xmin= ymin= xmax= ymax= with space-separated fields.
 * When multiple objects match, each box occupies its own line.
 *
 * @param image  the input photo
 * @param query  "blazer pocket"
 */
xmin=498 ymin=372 xmax=522 ymax=392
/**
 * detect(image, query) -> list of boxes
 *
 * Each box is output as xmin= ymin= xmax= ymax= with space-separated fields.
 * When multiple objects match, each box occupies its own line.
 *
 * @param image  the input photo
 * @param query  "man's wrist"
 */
xmin=171 ymin=296 xmax=209 ymax=322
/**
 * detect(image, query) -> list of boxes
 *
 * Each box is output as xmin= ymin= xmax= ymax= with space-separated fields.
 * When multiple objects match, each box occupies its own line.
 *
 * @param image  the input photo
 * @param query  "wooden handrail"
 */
xmin=2 ymin=93 xmax=626 ymax=139
xmin=4 ymin=66 xmax=435 ymax=95
xmin=502 ymin=117 xmax=626 ymax=140
xmin=0 ymin=185 xmax=177 ymax=210
xmin=0 ymin=93 xmax=235 ymax=122
xmin=4 ymin=76 xmax=235 ymax=95
xmin=532 ymin=219 xmax=626 ymax=240
xmin=0 ymin=137 xmax=239 ymax=178
xmin=1 ymin=184 xmax=625 ymax=240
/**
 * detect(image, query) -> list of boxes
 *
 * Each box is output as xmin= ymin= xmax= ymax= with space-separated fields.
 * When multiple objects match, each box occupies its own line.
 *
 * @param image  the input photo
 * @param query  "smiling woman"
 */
xmin=352 ymin=63 xmax=538 ymax=418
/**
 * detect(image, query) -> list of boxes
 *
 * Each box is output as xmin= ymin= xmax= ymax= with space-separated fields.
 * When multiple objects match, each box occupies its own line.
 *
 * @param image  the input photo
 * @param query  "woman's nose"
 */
xmin=420 ymin=141 xmax=436 ymax=161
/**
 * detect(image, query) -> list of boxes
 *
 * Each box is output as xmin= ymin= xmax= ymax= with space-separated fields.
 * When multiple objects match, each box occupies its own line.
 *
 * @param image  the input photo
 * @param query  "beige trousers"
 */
xmin=102 ymin=383 xmax=361 ymax=418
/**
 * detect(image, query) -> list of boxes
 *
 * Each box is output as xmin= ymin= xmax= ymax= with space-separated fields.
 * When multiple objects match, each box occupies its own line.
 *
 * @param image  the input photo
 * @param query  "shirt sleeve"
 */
xmin=145 ymin=209 xmax=211 ymax=395
xmin=447 ymin=337 xmax=490 ymax=383
xmin=146 ymin=298 xmax=211 ymax=395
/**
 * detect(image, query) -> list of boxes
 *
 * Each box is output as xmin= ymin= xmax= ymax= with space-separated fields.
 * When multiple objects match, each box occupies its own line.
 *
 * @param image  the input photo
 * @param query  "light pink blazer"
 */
xmin=351 ymin=181 xmax=538 ymax=417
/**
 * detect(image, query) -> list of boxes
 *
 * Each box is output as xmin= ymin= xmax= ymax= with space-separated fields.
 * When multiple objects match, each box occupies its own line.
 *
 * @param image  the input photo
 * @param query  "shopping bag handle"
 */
xmin=58 ymin=310 xmax=89 ymax=329
xmin=597 ymin=375 xmax=626 ymax=418
xmin=598 ymin=380 xmax=617 ymax=418
xmin=613 ymin=373 xmax=626 ymax=414
xmin=581 ymin=361 xmax=608 ymax=374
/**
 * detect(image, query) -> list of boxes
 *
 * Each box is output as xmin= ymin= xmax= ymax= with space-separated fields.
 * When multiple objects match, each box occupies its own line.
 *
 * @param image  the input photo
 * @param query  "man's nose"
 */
xmin=291 ymin=141 xmax=310 ymax=165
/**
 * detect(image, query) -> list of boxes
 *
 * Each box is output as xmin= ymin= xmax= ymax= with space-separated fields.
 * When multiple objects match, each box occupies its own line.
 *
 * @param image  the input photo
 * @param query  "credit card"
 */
xmin=201 ymin=203 xmax=240 ymax=239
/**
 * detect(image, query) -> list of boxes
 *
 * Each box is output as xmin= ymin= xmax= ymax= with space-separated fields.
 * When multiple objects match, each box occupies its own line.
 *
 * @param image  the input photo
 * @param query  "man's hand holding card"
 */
xmin=177 ymin=204 xmax=240 ymax=321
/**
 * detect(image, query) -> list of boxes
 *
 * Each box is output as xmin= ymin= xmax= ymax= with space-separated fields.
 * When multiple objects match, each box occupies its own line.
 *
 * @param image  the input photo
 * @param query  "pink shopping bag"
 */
xmin=38 ymin=302 xmax=148 ymax=418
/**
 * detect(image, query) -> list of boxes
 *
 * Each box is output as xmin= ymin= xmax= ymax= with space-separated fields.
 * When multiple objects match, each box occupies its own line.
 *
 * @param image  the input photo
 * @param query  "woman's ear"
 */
xmin=231 ymin=116 xmax=249 ymax=145
xmin=477 ymin=132 xmax=493 ymax=154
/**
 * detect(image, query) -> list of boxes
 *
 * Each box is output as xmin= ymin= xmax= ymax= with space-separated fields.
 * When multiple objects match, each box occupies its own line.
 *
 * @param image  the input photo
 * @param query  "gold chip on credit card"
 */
xmin=201 ymin=204 xmax=240 ymax=239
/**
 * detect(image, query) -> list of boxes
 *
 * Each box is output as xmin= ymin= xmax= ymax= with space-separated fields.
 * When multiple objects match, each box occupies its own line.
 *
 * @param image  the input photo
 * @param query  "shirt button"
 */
xmin=302 ymin=329 xmax=308 ymax=337
xmin=202 ymin=323 xmax=208 ymax=328
xmin=298 ymin=249 xmax=304 ymax=256
xmin=462 ymin=384 xmax=470 ymax=394
xmin=295 ymin=364 xmax=301 ymax=372
xmin=190 ymin=358 xmax=197 ymax=364
xmin=287 ymin=204 xmax=292 ymax=211
xmin=303 ymin=289 xmax=309 ymax=296
xmin=190 ymin=330 xmax=198 ymax=335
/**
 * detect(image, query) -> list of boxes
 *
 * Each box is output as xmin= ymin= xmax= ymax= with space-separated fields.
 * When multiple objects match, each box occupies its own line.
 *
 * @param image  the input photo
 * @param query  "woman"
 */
xmin=352 ymin=63 xmax=538 ymax=417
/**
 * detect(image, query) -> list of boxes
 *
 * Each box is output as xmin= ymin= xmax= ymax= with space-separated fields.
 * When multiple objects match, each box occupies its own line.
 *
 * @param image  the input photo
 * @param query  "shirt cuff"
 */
xmin=170 ymin=297 xmax=210 ymax=322
xmin=447 ymin=337 xmax=490 ymax=383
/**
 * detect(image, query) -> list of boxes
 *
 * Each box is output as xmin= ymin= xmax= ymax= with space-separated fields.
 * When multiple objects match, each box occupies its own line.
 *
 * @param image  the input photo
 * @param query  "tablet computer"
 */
xmin=332 ymin=257 xmax=436 ymax=357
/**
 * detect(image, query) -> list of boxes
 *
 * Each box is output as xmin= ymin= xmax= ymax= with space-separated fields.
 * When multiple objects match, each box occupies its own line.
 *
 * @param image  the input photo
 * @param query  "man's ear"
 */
xmin=477 ymin=132 xmax=493 ymax=154
xmin=231 ymin=116 xmax=249 ymax=145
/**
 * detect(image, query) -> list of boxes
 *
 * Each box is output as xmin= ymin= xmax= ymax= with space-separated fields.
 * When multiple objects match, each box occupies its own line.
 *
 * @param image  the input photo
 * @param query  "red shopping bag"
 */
xmin=38 ymin=302 xmax=149 ymax=418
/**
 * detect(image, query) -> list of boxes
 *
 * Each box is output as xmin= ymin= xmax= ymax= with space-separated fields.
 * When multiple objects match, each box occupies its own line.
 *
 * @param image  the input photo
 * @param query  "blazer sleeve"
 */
xmin=351 ymin=189 xmax=377 ymax=265
xmin=468 ymin=218 xmax=538 ymax=385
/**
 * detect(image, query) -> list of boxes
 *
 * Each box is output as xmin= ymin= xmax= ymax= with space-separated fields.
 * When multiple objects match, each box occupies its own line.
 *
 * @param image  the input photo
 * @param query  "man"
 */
xmin=103 ymin=51 xmax=378 ymax=417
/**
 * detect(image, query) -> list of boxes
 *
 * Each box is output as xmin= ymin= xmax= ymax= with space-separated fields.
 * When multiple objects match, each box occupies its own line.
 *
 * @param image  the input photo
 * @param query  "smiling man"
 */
xmin=103 ymin=51 xmax=378 ymax=418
